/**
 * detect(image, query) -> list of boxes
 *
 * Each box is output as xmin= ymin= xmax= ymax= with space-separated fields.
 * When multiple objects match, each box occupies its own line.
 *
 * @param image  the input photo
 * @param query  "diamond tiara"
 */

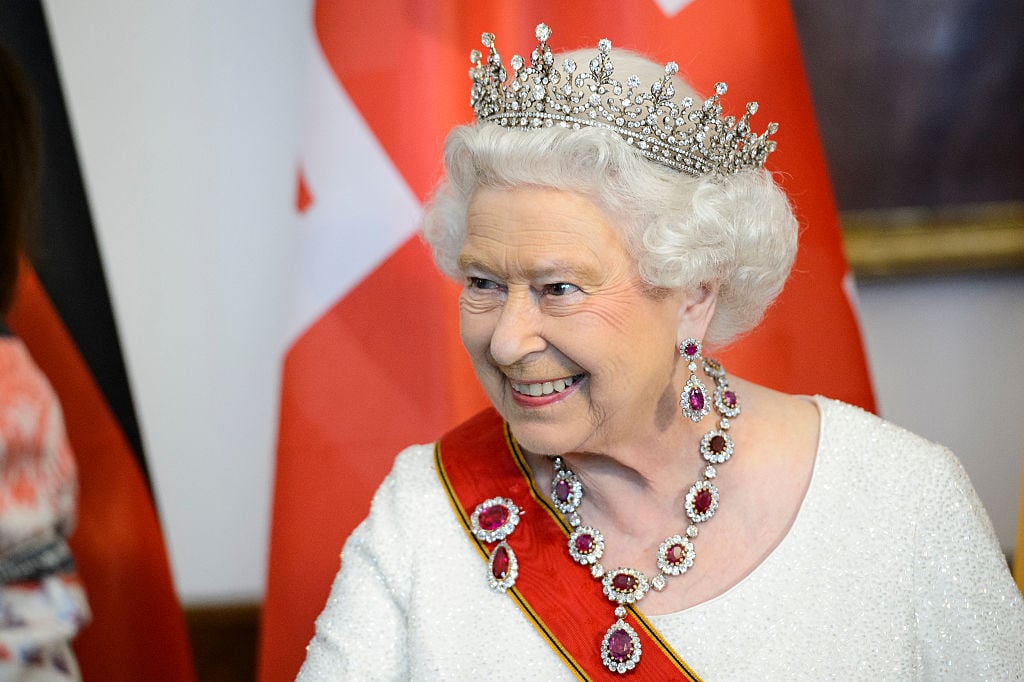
xmin=468 ymin=23 xmax=779 ymax=177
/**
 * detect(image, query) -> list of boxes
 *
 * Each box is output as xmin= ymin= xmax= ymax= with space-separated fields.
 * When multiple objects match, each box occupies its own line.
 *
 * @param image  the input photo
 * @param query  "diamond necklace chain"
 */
xmin=548 ymin=356 xmax=740 ymax=674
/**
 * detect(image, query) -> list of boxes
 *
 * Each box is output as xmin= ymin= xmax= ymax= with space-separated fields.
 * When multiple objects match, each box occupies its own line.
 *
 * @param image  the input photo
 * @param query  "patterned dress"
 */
xmin=0 ymin=327 xmax=89 ymax=679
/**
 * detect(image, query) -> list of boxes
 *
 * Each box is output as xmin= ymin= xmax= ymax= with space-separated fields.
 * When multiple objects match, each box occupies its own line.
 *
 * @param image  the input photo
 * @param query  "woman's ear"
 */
xmin=677 ymin=281 xmax=719 ymax=342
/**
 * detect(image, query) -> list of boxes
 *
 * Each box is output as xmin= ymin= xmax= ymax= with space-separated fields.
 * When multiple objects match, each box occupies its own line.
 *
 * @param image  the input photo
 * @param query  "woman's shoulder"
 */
xmin=356 ymin=441 xmax=460 ymax=537
xmin=813 ymin=396 xmax=954 ymax=468
xmin=388 ymin=442 xmax=438 ymax=478
xmin=367 ymin=442 xmax=440 ymax=512
xmin=739 ymin=382 xmax=965 ymax=498
xmin=800 ymin=397 xmax=1009 ymax=579
xmin=810 ymin=396 xmax=981 ymax=516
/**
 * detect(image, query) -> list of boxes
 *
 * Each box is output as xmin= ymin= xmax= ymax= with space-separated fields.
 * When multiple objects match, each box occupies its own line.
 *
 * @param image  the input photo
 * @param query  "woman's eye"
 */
xmin=544 ymin=282 xmax=580 ymax=297
xmin=467 ymin=277 xmax=498 ymax=290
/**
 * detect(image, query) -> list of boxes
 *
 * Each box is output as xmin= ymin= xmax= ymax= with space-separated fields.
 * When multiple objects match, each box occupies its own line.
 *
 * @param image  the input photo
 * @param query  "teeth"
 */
xmin=512 ymin=375 xmax=577 ymax=396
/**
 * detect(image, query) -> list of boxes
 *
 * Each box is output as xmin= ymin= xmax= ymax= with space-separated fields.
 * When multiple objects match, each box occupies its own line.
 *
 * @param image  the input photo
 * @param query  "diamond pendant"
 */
xmin=487 ymin=540 xmax=518 ymax=593
xmin=679 ymin=374 xmax=710 ymax=422
xmin=601 ymin=608 xmax=642 ymax=674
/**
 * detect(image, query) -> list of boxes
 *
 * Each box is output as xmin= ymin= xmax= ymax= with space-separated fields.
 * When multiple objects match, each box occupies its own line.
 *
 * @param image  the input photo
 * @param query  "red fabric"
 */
xmin=7 ymin=263 xmax=195 ymax=682
xmin=438 ymin=408 xmax=702 ymax=680
xmin=261 ymin=1 xmax=874 ymax=678
xmin=261 ymin=238 xmax=486 ymax=681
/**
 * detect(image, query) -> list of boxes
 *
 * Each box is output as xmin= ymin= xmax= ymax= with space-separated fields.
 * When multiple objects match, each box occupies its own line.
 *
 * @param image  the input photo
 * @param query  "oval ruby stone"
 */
xmin=575 ymin=533 xmax=594 ymax=554
xmin=688 ymin=389 xmax=705 ymax=411
xmin=491 ymin=545 xmax=510 ymax=579
xmin=694 ymin=489 xmax=713 ymax=514
xmin=607 ymin=629 xmax=634 ymax=661
xmin=710 ymin=435 xmax=726 ymax=453
xmin=723 ymin=390 xmax=737 ymax=408
xmin=683 ymin=342 xmax=698 ymax=357
xmin=554 ymin=479 xmax=571 ymax=503
xmin=612 ymin=573 xmax=637 ymax=592
xmin=668 ymin=543 xmax=686 ymax=564
xmin=479 ymin=505 xmax=509 ymax=531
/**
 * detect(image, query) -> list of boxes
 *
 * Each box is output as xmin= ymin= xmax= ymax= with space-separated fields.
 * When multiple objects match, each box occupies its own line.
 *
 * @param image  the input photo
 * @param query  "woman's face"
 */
xmin=458 ymin=186 xmax=698 ymax=456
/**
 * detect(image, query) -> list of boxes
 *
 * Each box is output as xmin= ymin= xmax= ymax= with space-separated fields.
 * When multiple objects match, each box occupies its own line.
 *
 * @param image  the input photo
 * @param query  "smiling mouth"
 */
xmin=510 ymin=374 xmax=584 ymax=397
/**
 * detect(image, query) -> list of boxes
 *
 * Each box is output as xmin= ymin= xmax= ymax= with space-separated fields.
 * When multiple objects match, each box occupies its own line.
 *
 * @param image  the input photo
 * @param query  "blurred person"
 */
xmin=0 ymin=45 xmax=89 ymax=679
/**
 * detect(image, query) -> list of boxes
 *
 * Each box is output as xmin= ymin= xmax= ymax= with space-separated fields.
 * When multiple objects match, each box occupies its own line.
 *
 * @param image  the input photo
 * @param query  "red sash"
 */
xmin=435 ymin=408 xmax=702 ymax=681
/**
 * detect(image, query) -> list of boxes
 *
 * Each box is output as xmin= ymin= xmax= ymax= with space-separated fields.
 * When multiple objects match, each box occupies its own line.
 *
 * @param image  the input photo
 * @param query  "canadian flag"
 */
xmin=259 ymin=1 xmax=875 ymax=678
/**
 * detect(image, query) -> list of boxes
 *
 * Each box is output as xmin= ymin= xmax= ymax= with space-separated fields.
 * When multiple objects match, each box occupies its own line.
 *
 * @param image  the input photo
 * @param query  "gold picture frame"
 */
xmin=841 ymin=202 xmax=1024 ymax=278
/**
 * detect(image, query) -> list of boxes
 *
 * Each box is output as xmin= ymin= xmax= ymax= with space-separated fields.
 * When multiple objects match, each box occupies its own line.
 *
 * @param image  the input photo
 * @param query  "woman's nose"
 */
xmin=489 ymin=290 xmax=546 ymax=366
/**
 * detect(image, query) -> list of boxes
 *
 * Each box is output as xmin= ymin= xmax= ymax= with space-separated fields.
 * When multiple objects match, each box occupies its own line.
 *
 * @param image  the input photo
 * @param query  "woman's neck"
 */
xmin=523 ymin=414 xmax=706 ymax=537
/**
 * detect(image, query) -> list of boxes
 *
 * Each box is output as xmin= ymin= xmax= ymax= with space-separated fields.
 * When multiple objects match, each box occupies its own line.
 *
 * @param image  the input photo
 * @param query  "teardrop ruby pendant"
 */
xmin=601 ymin=618 xmax=642 ymax=673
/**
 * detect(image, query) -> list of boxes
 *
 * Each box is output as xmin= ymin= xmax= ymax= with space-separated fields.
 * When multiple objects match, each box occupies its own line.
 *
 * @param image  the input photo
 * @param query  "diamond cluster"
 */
xmin=469 ymin=23 xmax=779 ymax=177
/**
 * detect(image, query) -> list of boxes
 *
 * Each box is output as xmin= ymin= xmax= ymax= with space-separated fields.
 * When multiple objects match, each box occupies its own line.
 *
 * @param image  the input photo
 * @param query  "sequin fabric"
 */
xmin=298 ymin=397 xmax=1024 ymax=680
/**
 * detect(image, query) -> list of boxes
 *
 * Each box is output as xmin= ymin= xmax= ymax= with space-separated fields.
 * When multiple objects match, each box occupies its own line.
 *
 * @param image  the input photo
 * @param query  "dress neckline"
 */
xmin=646 ymin=394 xmax=827 ymax=620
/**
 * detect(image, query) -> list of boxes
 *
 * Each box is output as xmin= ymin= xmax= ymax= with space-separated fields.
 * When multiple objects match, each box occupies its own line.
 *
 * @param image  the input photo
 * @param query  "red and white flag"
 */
xmin=260 ymin=1 xmax=875 ymax=678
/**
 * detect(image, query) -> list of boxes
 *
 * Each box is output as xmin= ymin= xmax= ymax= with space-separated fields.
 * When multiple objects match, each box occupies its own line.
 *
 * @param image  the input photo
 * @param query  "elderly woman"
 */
xmin=299 ymin=24 xmax=1023 ymax=679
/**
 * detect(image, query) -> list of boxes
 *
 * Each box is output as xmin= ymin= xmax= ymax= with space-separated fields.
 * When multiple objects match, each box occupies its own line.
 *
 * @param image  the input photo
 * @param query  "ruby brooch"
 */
xmin=470 ymin=497 xmax=521 ymax=593
xmin=551 ymin=356 xmax=740 ymax=674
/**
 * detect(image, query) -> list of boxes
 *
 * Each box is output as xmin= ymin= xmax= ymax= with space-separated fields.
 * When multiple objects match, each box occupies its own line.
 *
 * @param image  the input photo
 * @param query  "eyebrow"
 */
xmin=526 ymin=260 xmax=597 ymax=281
xmin=457 ymin=253 xmax=599 ymax=282
xmin=456 ymin=253 xmax=485 ymax=273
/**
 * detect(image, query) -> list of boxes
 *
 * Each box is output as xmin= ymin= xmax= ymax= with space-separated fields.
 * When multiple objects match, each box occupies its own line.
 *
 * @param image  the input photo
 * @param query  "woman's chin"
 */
xmin=505 ymin=420 xmax=583 ymax=457
xmin=485 ymin=379 xmax=591 ymax=454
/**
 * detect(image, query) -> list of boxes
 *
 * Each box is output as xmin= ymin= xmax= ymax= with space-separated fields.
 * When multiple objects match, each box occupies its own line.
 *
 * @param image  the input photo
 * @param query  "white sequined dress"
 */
xmin=299 ymin=397 xmax=1024 ymax=680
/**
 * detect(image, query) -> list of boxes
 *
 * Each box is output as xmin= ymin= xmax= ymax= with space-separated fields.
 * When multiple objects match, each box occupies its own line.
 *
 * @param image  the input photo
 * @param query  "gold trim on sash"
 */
xmin=435 ymin=440 xmax=591 ymax=680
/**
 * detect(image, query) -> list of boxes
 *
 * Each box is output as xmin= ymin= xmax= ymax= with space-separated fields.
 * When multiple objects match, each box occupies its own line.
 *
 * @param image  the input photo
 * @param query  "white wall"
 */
xmin=44 ymin=1 xmax=307 ymax=603
xmin=857 ymin=273 xmax=1024 ymax=555
xmin=42 ymin=1 xmax=1022 ymax=605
